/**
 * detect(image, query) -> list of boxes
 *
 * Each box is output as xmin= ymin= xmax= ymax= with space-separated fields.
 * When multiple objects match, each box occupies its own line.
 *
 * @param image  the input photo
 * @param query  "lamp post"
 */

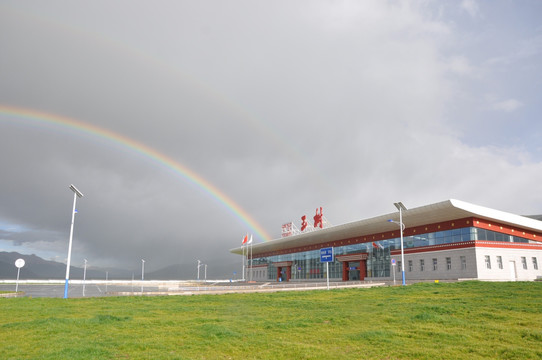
xmin=64 ymin=184 xmax=84 ymax=299
xmin=141 ymin=259 xmax=145 ymax=293
xmin=197 ymin=260 xmax=201 ymax=281
xmin=388 ymin=202 xmax=407 ymax=286
xmin=83 ymin=259 xmax=87 ymax=297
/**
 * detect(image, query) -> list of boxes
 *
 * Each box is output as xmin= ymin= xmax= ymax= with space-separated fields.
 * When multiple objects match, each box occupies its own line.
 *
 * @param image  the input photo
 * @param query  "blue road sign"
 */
xmin=320 ymin=247 xmax=334 ymax=262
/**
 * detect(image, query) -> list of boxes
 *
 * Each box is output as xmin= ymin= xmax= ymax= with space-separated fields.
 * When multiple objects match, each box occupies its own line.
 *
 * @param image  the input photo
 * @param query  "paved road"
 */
xmin=0 ymin=283 xmax=161 ymax=298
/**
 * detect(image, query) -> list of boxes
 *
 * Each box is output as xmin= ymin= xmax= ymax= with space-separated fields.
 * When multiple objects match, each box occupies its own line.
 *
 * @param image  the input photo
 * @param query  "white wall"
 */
xmin=391 ymin=248 xmax=478 ymax=281
xmin=475 ymin=248 xmax=542 ymax=281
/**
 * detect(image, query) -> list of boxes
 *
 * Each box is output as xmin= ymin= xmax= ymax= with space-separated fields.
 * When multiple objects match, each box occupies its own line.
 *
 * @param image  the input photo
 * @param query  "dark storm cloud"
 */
xmin=1 ymin=1 xmax=542 ymax=275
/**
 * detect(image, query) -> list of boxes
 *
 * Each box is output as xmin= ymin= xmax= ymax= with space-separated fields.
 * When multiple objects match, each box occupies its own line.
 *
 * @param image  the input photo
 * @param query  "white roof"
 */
xmin=230 ymin=199 xmax=542 ymax=255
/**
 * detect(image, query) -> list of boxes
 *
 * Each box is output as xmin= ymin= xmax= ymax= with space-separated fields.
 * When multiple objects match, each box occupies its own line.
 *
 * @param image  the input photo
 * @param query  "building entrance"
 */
xmin=273 ymin=261 xmax=293 ymax=282
xmin=337 ymin=253 xmax=368 ymax=281
xmin=348 ymin=261 xmax=360 ymax=280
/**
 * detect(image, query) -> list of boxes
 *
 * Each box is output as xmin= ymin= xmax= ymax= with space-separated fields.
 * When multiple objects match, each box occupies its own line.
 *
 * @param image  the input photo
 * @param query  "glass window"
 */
xmin=461 ymin=256 xmax=467 ymax=270
xmin=408 ymin=260 xmax=413 ymax=272
xmin=397 ymin=261 xmax=402 ymax=273
xmin=432 ymin=258 xmax=438 ymax=271
xmin=522 ymin=257 xmax=528 ymax=270
xmin=497 ymin=256 xmax=503 ymax=269
xmin=533 ymin=257 xmax=539 ymax=270
xmin=451 ymin=229 xmax=461 ymax=243
xmin=485 ymin=255 xmax=491 ymax=269
xmin=420 ymin=259 xmax=425 ymax=271
xmin=446 ymin=257 xmax=451 ymax=270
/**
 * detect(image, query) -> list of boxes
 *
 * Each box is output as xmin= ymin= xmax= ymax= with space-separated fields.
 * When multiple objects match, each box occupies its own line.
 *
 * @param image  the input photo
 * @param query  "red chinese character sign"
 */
xmin=300 ymin=215 xmax=308 ymax=231
xmin=283 ymin=207 xmax=329 ymax=236
xmin=299 ymin=207 xmax=327 ymax=233
xmin=313 ymin=207 xmax=323 ymax=228
xmin=282 ymin=223 xmax=294 ymax=238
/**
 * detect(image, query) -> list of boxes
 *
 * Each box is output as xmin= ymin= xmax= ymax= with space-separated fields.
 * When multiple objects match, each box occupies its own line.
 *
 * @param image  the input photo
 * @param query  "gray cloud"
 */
xmin=1 ymin=1 xmax=542 ymax=275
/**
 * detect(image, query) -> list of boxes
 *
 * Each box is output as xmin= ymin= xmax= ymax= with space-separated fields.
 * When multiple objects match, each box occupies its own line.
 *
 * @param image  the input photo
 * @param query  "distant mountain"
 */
xmin=0 ymin=252 xmax=240 ymax=280
xmin=0 ymin=252 xmax=130 ymax=280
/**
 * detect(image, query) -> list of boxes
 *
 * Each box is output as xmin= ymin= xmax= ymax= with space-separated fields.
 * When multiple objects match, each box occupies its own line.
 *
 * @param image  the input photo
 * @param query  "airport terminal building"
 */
xmin=231 ymin=200 xmax=542 ymax=282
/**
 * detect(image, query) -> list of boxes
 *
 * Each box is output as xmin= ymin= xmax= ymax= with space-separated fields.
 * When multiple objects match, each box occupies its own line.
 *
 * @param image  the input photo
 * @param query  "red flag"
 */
xmin=242 ymin=235 xmax=248 ymax=244
xmin=372 ymin=242 xmax=378 ymax=249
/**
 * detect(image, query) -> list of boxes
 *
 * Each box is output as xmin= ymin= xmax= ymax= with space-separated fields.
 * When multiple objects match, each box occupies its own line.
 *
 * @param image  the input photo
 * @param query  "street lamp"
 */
xmin=83 ymin=259 xmax=87 ymax=297
xmin=64 ymin=184 xmax=84 ymax=299
xmin=197 ymin=260 xmax=207 ymax=282
xmin=388 ymin=202 xmax=407 ymax=286
xmin=141 ymin=259 xmax=145 ymax=293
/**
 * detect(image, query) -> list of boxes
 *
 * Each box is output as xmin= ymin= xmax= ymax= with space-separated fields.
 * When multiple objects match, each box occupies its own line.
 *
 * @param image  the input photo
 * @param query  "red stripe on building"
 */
xmin=254 ymin=217 xmax=542 ymax=258
xmin=390 ymin=240 xmax=542 ymax=255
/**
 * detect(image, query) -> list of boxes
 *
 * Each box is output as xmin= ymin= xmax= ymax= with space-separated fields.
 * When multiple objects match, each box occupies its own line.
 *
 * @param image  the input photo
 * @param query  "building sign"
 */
xmin=300 ymin=215 xmax=308 ymax=231
xmin=314 ymin=207 xmax=323 ymax=228
xmin=281 ymin=222 xmax=294 ymax=238
xmin=300 ymin=207 xmax=327 ymax=232
xmin=320 ymin=247 xmax=334 ymax=262
xmin=282 ymin=206 xmax=329 ymax=237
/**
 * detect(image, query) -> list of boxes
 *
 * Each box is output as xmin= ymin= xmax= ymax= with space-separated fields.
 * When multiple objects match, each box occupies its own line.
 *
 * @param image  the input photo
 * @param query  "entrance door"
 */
xmin=348 ymin=261 xmax=361 ymax=280
xmin=509 ymin=261 xmax=517 ymax=281
xmin=337 ymin=254 xmax=368 ymax=281
xmin=277 ymin=266 xmax=291 ymax=282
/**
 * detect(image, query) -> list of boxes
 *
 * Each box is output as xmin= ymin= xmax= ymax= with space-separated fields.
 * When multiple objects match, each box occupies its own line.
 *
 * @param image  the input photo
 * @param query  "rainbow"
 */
xmin=3 ymin=7 xmax=334 ymax=196
xmin=0 ymin=104 xmax=272 ymax=242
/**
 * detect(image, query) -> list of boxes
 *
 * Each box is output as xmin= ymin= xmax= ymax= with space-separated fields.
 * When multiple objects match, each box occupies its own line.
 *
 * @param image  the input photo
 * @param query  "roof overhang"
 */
xmin=230 ymin=199 xmax=542 ymax=256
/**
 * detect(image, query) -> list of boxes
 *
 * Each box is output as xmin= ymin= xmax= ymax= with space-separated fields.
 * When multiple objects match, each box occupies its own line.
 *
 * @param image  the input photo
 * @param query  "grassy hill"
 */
xmin=1 ymin=281 xmax=541 ymax=359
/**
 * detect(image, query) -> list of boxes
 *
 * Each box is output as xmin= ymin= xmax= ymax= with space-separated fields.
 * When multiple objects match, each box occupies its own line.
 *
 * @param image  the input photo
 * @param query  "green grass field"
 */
xmin=1 ymin=281 xmax=541 ymax=359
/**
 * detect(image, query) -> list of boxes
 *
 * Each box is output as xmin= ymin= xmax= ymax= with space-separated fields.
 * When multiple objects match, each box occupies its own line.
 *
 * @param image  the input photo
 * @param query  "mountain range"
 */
xmin=0 ymin=252 xmax=240 ymax=281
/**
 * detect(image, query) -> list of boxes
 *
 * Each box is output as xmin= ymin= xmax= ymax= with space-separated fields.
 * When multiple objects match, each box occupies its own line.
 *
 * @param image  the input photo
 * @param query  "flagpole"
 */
xmin=245 ymin=234 xmax=248 ymax=281
xmin=250 ymin=235 xmax=253 ymax=282
xmin=242 ymin=244 xmax=245 ymax=281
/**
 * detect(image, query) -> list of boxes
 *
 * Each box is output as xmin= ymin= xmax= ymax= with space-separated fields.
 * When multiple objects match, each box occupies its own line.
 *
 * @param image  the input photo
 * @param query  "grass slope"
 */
xmin=1 ymin=281 xmax=541 ymax=359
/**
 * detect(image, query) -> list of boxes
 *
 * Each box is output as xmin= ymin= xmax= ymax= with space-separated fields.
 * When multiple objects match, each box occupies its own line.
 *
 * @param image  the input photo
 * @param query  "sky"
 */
xmin=1 ymin=0 xmax=541 ymax=276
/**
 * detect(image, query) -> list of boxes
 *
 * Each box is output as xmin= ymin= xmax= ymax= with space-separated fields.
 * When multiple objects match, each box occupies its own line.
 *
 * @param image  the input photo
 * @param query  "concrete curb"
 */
xmin=0 ymin=292 xmax=24 ymax=298
xmin=109 ymin=282 xmax=386 ymax=297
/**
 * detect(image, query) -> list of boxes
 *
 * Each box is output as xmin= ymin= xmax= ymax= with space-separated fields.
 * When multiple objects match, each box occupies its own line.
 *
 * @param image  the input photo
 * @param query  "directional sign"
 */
xmin=320 ymin=247 xmax=334 ymax=263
